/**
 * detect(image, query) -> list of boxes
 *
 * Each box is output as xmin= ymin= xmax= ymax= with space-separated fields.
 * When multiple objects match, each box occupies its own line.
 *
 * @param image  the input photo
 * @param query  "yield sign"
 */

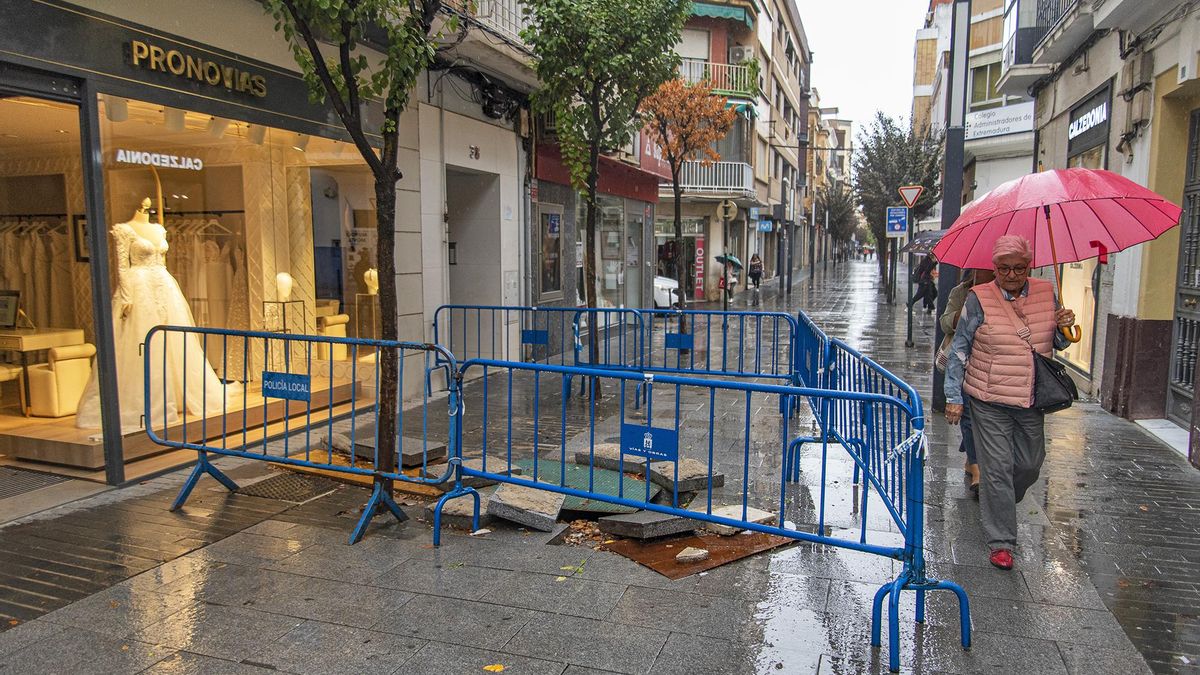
xmin=898 ymin=185 xmax=924 ymax=209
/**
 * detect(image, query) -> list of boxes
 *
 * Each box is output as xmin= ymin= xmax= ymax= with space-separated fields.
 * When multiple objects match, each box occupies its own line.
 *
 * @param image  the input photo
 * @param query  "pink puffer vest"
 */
xmin=962 ymin=278 xmax=1057 ymax=408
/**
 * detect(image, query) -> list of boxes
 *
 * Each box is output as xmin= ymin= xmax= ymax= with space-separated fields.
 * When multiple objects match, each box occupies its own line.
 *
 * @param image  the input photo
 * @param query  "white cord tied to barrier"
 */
xmin=884 ymin=431 xmax=925 ymax=465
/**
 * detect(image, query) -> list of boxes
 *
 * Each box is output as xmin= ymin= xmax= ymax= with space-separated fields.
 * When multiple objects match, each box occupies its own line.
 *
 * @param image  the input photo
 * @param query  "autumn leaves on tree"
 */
xmin=643 ymin=79 xmax=737 ymax=305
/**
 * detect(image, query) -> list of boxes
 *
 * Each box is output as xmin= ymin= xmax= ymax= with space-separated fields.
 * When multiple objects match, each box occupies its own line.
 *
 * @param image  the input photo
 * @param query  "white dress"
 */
xmin=76 ymin=221 xmax=239 ymax=432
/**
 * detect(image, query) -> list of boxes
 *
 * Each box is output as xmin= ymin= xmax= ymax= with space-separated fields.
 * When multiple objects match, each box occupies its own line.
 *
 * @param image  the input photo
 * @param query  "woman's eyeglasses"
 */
xmin=996 ymin=265 xmax=1029 ymax=276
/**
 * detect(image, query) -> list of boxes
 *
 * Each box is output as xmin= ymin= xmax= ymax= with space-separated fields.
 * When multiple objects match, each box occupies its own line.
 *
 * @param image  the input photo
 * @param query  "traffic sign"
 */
xmin=886 ymin=207 xmax=908 ymax=238
xmin=898 ymin=185 xmax=924 ymax=209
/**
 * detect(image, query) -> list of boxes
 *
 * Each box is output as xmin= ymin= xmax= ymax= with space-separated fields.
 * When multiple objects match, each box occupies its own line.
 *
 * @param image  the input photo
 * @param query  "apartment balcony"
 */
xmin=661 ymin=161 xmax=756 ymax=200
xmin=996 ymin=0 xmax=1061 ymax=96
xmin=446 ymin=0 xmax=530 ymax=46
xmin=679 ymin=58 xmax=757 ymax=99
xmin=1031 ymin=0 xmax=1094 ymax=66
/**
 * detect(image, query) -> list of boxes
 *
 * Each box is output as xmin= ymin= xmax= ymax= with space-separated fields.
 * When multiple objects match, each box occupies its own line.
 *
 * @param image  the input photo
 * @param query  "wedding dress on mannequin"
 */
xmin=77 ymin=199 xmax=239 ymax=432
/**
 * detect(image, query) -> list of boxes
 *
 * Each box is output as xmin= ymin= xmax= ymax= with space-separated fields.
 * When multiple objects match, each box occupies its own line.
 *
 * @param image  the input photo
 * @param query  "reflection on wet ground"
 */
xmin=0 ymin=261 xmax=1195 ymax=673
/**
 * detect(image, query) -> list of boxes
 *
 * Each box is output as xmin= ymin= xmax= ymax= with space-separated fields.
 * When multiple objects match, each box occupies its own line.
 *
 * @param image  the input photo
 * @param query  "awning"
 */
xmin=726 ymin=99 xmax=758 ymax=118
xmin=691 ymin=3 xmax=753 ymax=29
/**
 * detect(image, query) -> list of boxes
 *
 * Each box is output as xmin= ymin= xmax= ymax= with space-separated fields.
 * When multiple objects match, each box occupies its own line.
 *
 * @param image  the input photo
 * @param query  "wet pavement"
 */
xmin=0 ymin=260 xmax=1198 ymax=673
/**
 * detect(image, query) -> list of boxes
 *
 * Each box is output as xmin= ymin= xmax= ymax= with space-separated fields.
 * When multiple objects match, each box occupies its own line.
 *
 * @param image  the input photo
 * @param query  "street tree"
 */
xmin=816 ymin=181 xmax=859 ymax=259
xmin=522 ymin=0 xmax=690 ymax=375
xmin=852 ymin=112 xmax=943 ymax=284
xmin=265 ymin=0 xmax=456 ymax=515
xmin=643 ymin=78 xmax=737 ymax=306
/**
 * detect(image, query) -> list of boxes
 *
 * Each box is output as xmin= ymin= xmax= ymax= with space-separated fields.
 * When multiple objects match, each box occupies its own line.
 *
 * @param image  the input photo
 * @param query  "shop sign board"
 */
xmin=758 ymin=220 xmax=774 ymax=232
xmin=886 ymin=207 xmax=908 ymax=238
xmin=115 ymin=149 xmax=203 ymax=171
xmin=1067 ymin=84 xmax=1111 ymax=156
xmin=694 ymin=236 xmax=706 ymax=300
xmin=620 ymin=423 xmax=678 ymax=462
xmin=965 ymin=101 xmax=1035 ymax=140
xmin=261 ymin=371 xmax=311 ymax=402
xmin=129 ymin=39 xmax=268 ymax=98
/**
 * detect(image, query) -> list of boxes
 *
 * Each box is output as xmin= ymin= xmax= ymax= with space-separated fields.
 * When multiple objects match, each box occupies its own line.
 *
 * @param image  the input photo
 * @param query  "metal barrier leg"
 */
xmin=431 ymin=486 xmax=481 ymax=547
xmin=870 ymin=582 xmax=891 ymax=648
xmin=916 ymin=588 xmax=927 ymax=624
xmin=933 ymin=579 xmax=972 ymax=650
xmin=350 ymin=479 xmax=408 ymax=545
xmin=171 ymin=452 xmax=237 ymax=511
xmin=887 ymin=577 xmax=904 ymax=672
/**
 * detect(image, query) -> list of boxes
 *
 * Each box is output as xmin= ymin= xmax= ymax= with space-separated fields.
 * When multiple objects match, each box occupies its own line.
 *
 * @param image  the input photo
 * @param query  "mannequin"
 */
xmin=276 ymin=272 xmax=294 ymax=301
xmin=364 ymin=268 xmax=379 ymax=295
xmin=76 ymin=198 xmax=239 ymax=432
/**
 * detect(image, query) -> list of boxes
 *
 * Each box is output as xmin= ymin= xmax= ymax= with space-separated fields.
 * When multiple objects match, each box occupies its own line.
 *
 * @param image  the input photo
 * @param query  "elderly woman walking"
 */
xmin=943 ymin=235 xmax=1076 ymax=570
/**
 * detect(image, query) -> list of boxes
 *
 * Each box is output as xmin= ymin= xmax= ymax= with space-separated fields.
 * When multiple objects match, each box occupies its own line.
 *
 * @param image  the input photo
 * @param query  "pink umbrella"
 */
xmin=932 ymin=168 xmax=1182 ymax=341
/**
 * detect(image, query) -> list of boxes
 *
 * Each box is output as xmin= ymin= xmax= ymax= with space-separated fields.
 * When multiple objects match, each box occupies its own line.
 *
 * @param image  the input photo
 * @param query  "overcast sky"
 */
xmin=799 ymin=0 xmax=931 ymax=132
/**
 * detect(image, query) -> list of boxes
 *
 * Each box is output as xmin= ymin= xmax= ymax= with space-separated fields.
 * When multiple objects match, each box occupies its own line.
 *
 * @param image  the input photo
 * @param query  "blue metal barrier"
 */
xmin=794 ymin=310 xmax=828 ymax=389
xmin=641 ymin=309 xmax=799 ymax=382
xmin=143 ymin=325 xmax=460 ymax=544
xmin=433 ymin=358 xmax=970 ymax=672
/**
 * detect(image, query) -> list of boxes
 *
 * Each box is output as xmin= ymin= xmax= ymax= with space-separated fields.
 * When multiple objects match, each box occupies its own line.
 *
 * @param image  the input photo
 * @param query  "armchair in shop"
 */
xmin=28 ymin=343 xmax=95 ymax=418
xmin=316 ymin=314 xmax=350 ymax=361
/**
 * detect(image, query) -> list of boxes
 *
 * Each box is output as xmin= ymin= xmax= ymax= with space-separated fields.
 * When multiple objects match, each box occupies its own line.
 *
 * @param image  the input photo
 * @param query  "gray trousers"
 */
xmin=967 ymin=396 xmax=1046 ymax=550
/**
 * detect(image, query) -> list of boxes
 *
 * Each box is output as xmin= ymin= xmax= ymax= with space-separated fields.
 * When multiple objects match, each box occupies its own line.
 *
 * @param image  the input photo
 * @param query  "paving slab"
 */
xmin=597 ymin=510 xmax=698 ymax=539
xmin=488 ymin=483 xmax=566 ymax=532
xmin=515 ymin=458 xmax=659 ymax=515
xmin=351 ymin=422 xmax=449 ymax=467
xmin=690 ymin=504 xmax=776 ymax=535
xmin=434 ymin=458 xmax=523 ymax=491
xmin=573 ymin=446 xmax=725 ymax=494
xmin=423 ymin=486 xmax=496 ymax=530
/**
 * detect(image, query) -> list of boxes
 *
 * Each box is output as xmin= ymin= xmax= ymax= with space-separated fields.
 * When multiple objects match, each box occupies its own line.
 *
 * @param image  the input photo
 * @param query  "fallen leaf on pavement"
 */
xmin=483 ymin=665 xmax=505 ymax=672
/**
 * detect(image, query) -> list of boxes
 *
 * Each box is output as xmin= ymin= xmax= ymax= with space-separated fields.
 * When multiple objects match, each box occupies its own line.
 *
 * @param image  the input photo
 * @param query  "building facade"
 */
xmin=998 ymin=0 xmax=1200 ymax=467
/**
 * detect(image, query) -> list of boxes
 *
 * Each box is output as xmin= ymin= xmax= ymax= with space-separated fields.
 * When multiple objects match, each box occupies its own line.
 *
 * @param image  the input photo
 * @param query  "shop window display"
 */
xmin=0 ymin=93 xmax=380 ymax=476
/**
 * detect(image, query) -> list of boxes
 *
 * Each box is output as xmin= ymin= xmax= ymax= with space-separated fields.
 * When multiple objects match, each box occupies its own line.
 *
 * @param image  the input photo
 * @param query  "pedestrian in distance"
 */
xmin=907 ymin=253 xmax=938 ymax=313
xmin=748 ymin=253 xmax=764 ymax=289
xmin=938 ymin=267 xmax=995 ymax=497
xmin=942 ymin=235 xmax=1076 ymax=571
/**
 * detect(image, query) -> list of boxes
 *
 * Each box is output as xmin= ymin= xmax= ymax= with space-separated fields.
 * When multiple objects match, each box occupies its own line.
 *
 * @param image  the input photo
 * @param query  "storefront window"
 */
xmin=537 ymin=205 xmax=563 ymax=298
xmin=654 ymin=217 xmax=705 ymax=300
xmin=1058 ymin=144 xmax=1106 ymax=372
xmin=0 ymin=95 xmax=98 ymax=463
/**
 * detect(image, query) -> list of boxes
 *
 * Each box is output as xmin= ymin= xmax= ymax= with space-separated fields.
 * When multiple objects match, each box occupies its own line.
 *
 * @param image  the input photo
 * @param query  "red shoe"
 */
xmin=989 ymin=549 xmax=1014 ymax=570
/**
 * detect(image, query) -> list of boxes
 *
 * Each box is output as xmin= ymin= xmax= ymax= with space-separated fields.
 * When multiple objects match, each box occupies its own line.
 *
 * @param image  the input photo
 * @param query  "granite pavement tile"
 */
xmin=0 ymin=625 xmax=173 ymax=673
xmin=40 ymin=583 xmax=198 ymax=639
xmin=0 ymin=619 xmax=66 ymax=656
xmin=140 ymin=651 xmax=287 ymax=674
xmin=253 ymin=619 xmax=424 ymax=674
xmin=480 ymin=570 xmax=627 ymax=620
xmin=372 ymin=593 xmax=543 ymax=650
xmin=651 ymin=632 xmax=758 ymax=675
xmin=371 ymin=558 xmax=520 ymax=601
xmin=504 ymin=613 xmax=669 ymax=675
xmin=396 ymin=640 xmax=568 ymax=675
xmin=606 ymin=585 xmax=757 ymax=640
xmin=133 ymin=603 xmax=303 ymax=662
xmin=1056 ymin=641 xmax=1153 ymax=675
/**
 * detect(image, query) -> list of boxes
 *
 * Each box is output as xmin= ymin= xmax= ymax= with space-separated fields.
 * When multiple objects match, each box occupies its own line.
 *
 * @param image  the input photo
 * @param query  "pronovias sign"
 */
xmin=128 ymin=39 xmax=268 ymax=98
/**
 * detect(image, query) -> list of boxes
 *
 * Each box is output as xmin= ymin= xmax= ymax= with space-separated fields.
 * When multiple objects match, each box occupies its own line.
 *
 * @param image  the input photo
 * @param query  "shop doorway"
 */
xmin=445 ymin=167 xmax=503 ymax=359
xmin=1168 ymin=109 xmax=1200 ymax=425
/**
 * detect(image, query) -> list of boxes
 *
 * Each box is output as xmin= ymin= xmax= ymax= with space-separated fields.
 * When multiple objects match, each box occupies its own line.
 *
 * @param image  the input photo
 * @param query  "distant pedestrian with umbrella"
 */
xmin=933 ymin=167 xmax=1183 ymax=571
xmin=907 ymin=253 xmax=938 ymax=313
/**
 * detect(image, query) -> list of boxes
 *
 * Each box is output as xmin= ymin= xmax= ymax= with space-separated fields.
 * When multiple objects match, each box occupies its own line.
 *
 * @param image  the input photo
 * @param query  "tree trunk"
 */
xmin=672 ymin=179 xmax=688 ymax=344
xmin=585 ymin=143 xmax=601 ymax=396
xmin=374 ymin=124 xmax=401 ymax=490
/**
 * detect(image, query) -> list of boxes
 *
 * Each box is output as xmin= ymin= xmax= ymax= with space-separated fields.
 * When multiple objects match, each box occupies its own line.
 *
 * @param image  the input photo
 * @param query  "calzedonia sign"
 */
xmin=1067 ymin=84 xmax=1111 ymax=156
xmin=128 ymin=39 xmax=268 ymax=98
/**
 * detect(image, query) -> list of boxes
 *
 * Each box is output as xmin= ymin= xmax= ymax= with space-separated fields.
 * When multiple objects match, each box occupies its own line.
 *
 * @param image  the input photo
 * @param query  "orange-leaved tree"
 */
xmin=643 ymin=78 xmax=736 ymax=306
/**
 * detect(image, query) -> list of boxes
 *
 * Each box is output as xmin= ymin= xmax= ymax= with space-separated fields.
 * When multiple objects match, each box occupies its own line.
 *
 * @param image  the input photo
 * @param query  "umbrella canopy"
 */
xmin=900 ymin=230 xmax=946 ymax=255
xmin=932 ymin=168 xmax=1182 ymax=269
xmin=715 ymin=254 xmax=743 ymax=269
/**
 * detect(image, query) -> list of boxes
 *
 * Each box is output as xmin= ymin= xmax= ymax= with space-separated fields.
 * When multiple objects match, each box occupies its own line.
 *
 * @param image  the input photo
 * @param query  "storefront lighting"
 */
xmin=164 ymin=107 xmax=185 ymax=132
xmin=247 ymin=124 xmax=266 ymax=145
xmin=104 ymin=96 xmax=128 ymax=123
xmin=292 ymin=133 xmax=309 ymax=152
xmin=206 ymin=117 xmax=230 ymax=138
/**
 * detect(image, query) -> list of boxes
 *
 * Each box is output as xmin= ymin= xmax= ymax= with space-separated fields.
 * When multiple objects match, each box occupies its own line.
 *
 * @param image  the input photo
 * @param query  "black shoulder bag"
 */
xmin=986 ymin=284 xmax=1078 ymax=414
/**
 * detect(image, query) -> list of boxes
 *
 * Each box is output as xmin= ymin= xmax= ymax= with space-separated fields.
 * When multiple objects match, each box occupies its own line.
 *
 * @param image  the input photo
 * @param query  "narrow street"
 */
xmin=0 ymin=260 xmax=1196 ymax=674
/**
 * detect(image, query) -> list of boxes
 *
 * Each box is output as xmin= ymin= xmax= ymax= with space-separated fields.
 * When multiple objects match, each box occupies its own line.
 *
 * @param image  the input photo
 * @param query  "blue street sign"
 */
xmin=261 ymin=371 xmax=311 ymax=402
xmin=886 ymin=207 xmax=909 ymax=238
xmin=758 ymin=220 xmax=774 ymax=232
xmin=620 ymin=423 xmax=679 ymax=462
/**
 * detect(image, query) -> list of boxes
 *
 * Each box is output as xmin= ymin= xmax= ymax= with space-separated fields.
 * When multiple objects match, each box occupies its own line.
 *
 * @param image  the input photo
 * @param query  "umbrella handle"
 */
xmin=1061 ymin=325 xmax=1082 ymax=343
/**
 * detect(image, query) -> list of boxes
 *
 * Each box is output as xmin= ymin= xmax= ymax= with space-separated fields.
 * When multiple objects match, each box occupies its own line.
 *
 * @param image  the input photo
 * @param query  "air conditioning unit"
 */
xmin=729 ymin=45 xmax=751 ymax=64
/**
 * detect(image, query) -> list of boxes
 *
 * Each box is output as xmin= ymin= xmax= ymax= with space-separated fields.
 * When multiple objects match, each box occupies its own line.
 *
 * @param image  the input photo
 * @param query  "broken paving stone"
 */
xmin=675 ymin=547 xmax=710 ymax=563
xmin=598 ymin=510 xmax=698 ymax=540
xmin=487 ymin=483 xmax=565 ymax=532
xmin=352 ymin=423 xmax=448 ymax=467
xmin=433 ymin=458 xmax=523 ymax=491
xmin=319 ymin=432 xmax=353 ymax=455
xmin=690 ymin=505 xmax=777 ymax=536
xmin=573 ymin=447 xmax=724 ymax=493
xmin=424 ymin=486 xmax=496 ymax=530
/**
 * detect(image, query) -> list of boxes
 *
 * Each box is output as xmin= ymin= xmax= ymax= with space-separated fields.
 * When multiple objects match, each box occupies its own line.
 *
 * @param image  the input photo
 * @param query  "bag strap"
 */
xmin=981 ymin=282 xmax=1035 ymax=351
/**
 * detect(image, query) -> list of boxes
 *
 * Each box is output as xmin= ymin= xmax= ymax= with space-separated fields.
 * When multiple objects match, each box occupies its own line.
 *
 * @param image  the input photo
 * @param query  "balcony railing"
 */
xmin=1036 ymin=0 xmax=1076 ymax=29
xmin=665 ymin=161 xmax=756 ymax=198
xmin=446 ymin=0 xmax=530 ymax=46
xmin=679 ymin=58 xmax=756 ymax=98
